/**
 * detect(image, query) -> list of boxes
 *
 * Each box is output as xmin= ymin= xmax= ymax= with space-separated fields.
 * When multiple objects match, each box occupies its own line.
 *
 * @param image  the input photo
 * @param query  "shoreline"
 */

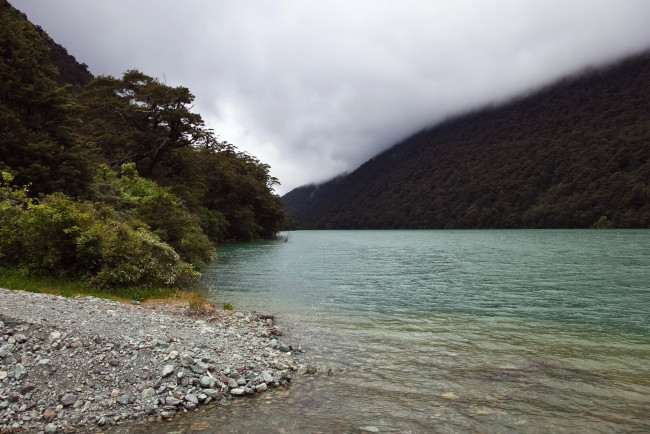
xmin=0 ymin=288 xmax=307 ymax=432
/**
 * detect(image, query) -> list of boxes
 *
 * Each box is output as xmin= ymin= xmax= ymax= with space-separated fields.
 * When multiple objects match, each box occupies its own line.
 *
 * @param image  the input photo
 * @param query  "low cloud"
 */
xmin=18 ymin=0 xmax=650 ymax=194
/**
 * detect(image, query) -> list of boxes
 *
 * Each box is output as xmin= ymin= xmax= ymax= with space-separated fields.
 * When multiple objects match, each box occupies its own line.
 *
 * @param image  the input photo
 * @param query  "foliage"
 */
xmin=0 ymin=2 xmax=288 ymax=291
xmin=0 ymin=1 xmax=93 ymax=197
xmin=284 ymin=51 xmax=650 ymax=229
xmin=591 ymin=216 xmax=613 ymax=229
xmin=0 ymin=171 xmax=199 ymax=289
xmin=77 ymin=69 xmax=287 ymax=242
xmin=77 ymin=70 xmax=211 ymax=177
xmin=91 ymin=163 xmax=216 ymax=267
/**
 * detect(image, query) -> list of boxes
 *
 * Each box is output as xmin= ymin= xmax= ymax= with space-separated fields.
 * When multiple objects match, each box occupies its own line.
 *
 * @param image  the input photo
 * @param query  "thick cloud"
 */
xmin=17 ymin=0 xmax=650 ymax=194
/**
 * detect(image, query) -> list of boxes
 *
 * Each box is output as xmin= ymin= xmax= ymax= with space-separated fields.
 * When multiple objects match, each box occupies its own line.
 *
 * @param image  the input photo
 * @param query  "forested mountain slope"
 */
xmin=284 ymin=51 xmax=650 ymax=229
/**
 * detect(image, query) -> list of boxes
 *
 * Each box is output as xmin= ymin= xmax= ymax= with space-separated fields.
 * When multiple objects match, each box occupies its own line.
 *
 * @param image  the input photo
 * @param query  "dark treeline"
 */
xmin=0 ymin=1 xmax=285 ymax=289
xmin=284 ymin=50 xmax=650 ymax=229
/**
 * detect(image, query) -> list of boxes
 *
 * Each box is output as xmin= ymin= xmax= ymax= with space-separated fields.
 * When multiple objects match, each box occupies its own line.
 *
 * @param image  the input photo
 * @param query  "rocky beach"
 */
xmin=0 ymin=288 xmax=308 ymax=433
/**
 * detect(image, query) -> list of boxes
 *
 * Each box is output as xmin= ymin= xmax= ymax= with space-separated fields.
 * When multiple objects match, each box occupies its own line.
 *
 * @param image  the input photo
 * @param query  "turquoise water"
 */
xmin=190 ymin=230 xmax=648 ymax=433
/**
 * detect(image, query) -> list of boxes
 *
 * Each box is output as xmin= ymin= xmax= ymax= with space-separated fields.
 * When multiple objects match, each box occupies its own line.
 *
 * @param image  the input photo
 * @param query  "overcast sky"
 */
xmin=16 ymin=0 xmax=650 ymax=194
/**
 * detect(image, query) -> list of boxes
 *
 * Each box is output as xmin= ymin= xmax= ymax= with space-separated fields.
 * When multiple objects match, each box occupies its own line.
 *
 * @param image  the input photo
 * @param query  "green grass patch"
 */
xmin=0 ymin=266 xmax=188 ymax=303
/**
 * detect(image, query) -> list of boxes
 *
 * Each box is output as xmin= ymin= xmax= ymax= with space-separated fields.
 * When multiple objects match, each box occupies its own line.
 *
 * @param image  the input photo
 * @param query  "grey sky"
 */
xmin=16 ymin=0 xmax=650 ymax=194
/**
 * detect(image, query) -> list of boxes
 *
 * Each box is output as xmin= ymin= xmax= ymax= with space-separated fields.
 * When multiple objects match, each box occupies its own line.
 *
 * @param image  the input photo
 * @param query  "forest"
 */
xmin=283 ymin=50 xmax=650 ymax=229
xmin=0 ymin=1 xmax=286 ymax=289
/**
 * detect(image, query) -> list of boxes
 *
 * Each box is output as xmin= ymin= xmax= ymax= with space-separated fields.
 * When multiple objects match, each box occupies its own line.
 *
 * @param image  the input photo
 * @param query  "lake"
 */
xmin=174 ymin=230 xmax=650 ymax=432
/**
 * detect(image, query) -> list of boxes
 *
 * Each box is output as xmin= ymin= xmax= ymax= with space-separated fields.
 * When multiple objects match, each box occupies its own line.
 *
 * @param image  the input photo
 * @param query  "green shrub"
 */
xmin=91 ymin=224 xmax=200 ymax=289
xmin=0 ymin=171 xmax=201 ymax=289
xmin=91 ymin=164 xmax=216 ymax=267
xmin=17 ymin=192 xmax=95 ymax=275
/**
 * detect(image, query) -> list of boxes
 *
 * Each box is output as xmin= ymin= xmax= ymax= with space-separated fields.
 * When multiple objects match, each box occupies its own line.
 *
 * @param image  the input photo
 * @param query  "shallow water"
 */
xmin=167 ymin=230 xmax=650 ymax=432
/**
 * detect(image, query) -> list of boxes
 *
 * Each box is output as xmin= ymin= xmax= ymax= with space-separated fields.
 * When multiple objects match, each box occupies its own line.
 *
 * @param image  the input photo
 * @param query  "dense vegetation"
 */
xmin=0 ymin=1 xmax=286 ymax=290
xmin=284 ymin=50 xmax=650 ymax=229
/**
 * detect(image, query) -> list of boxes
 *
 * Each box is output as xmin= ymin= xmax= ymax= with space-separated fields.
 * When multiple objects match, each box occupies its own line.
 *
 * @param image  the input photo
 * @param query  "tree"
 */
xmin=77 ymin=70 xmax=213 ymax=178
xmin=0 ymin=1 xmax=92 ymax=196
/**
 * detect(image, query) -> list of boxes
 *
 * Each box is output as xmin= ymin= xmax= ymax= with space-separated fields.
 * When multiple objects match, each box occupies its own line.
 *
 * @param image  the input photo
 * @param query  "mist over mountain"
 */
xmin=283 ymin=51 xmax=650 ymax=229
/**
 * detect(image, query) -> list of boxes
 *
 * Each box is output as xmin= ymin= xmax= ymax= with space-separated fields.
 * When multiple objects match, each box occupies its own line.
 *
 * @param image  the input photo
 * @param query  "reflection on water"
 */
xmin=154 ymin=230 xmax=650 ymax=432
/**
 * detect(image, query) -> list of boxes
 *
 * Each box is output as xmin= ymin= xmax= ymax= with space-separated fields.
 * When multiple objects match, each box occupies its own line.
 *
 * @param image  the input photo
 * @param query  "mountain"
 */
xmin=5 ymin=3 xmax=93 ymax=88
xmin=283 ymin=51 xmax=650 ymax=229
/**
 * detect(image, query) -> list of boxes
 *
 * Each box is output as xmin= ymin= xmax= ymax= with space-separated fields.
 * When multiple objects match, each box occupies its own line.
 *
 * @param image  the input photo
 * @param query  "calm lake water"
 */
xmin=169 ymin=230 xmax=649 ymax=433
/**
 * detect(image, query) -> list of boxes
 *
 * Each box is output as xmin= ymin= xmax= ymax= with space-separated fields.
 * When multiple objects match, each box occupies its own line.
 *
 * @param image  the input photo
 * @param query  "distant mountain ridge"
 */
xmin=283 ymin=51 xmax=650 ymax=229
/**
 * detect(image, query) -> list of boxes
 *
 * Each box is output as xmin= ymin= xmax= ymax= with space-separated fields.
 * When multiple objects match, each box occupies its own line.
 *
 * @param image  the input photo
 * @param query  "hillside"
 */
xmin=1 ymin=0 xmax=286 ymax=290
xmin=283 ymin=51 xmax=650 ymax=229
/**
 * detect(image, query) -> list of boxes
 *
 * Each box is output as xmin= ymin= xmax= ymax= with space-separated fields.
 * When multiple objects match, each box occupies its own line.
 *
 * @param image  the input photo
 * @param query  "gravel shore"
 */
xmin=0 ymin=288 xmax=306 ymax=433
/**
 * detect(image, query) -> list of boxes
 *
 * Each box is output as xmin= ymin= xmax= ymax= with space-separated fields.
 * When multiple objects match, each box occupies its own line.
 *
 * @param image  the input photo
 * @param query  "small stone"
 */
xmin=168 ymin=350 xmax=179 ymax=359
xmin=359 ymin=427 xmax=380 ymax=433
xmin=197 ymin=393 xmax=208 ymax=403
xmin=130 ymin=300 xmax=141 ymax=305
xmin=230 ymin=387 xmax=246 ymax=396
xmin=269 ymin=339 xmax=278 ymax=349
xmin=21 ymin=385 xmax=35 ymax=394
xmin=0 ymin=371 xmax=7 ymax=380
xmin=165 ymin=397 xmax=181 ymax=406
xmin=161 ymin=364 xmax=175 ymax=378
xmin=278 ymin=344 xmax=291 ymax=352
xmin=180 ymin=354 xmax=193 ymax=367
xmin=255 ymin=383 xmax=268 ymax=392
xmin=13 ymin=334 xmax=27 ymax=344
xmin=190 ymin=361 xmax=208 ymax=374
xmin=43 ymin=409 xmax=57 ymax=423
xmin=49 ymin=331 xmax=61 ymax=342
xmin=184 ymin=401 xmax=197 ymax=411
xmin=184 ymin=393 xmax=199 ymax=404
xmin=59 ymin=393 xmax=77 ymax=407
xmin=45 ymin=423 xmax=58 ymax=433
xmin=199 ymin=376 xmax=215 ymax=388
xmin=261 ymin=371 xmax=275 ymax=384
xmin=116 ymin=394 xmax=130 ymax=405
xmin=141 ymin=388 xmax=156 ymax=400
xmin=0 ymin=343 xmax=15 ymax=358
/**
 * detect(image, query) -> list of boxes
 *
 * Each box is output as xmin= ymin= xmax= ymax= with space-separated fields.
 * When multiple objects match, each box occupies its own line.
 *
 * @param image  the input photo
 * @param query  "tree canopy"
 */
xmin=0 ymin=1 xmax=286 ymax=289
